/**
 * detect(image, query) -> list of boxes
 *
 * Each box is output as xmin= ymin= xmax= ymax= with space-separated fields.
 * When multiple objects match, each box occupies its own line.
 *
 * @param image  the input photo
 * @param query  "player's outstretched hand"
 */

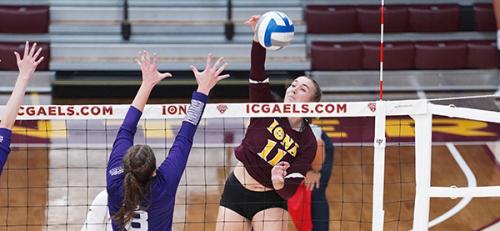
xmin=15 ymin=41 xmax=44 ymax=80
xmin=135 ymin=50 xmax=172 ymax=88
xmin=245 ymin=15 xmax=260 ymax=42
xmin=190 ymin=53 xmax=230 ymax=95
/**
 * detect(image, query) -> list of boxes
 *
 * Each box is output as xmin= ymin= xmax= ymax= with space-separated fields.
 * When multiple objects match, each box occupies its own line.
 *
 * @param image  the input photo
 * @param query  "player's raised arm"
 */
xmin=107 ymin=51 xmax=172 ymax=230
xmin=1 ymin=42 xmax=44 ymax=130
xmin=0 ymin=42 xmax=43 ymax=175
xmin=157 ymin=54 xmax=229 ymax=189
xmin=107 ymin=51 xmax=171 ymax=187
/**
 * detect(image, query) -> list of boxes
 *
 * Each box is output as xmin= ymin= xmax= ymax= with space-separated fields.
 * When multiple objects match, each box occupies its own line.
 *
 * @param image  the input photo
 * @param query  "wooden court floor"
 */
xmin=1 ymin=144 xmax=499 ymax=231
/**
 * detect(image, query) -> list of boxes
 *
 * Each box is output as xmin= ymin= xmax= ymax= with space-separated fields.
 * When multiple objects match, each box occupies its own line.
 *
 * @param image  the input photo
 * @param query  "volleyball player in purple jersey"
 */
xmin=216 ymin=16 xmax=322 ymax=231
xmin=0 ymin=42 xmax=44 ymax=175
xmin=106 ymin=51 xmax=229 ymax=231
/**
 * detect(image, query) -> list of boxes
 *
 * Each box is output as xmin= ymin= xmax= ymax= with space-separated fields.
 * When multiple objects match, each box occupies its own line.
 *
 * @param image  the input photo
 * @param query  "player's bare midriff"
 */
xmin=233 ymin=161 xmax=274 ymax=192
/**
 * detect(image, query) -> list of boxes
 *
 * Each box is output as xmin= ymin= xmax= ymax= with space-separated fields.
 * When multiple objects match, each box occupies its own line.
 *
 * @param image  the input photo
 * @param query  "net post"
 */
xmin=411 ymin=111 xmax=433 ymax=231
xmin=372 ymin=100 xmax=386 ymax=231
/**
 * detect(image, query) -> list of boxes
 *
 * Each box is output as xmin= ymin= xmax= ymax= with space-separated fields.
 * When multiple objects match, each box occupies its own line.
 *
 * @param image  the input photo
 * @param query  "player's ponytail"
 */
xmin=112 ymin=145 xmax=156 ymax=230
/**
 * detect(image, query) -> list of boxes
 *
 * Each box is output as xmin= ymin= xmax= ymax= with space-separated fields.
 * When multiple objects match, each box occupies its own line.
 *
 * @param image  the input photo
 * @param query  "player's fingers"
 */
xmin=213 ymin=57 xmax=223 ymax=70
xmin=23 ymin=41 xmax=29 ymax=57
xmin=29 ymin=42 xmax=37 ymax=57
xmin=216 ymin=62 xmax=228 ymax=76
xmin=152 ymin=53 xmax=158 ymax=67
xmin=217 ymin=74 xmax=230 ymax=81
xmin=159 ymin=72 xmax=172 ymax=79
xmin=190 ymin=65 xmax=199 ymax=75
xmin=34 ymin=56 xmax=44 ymax=65
xmin=144 ymin=50 xmax=151 ymax=64
xmin=134 ymin=58 xmax=142 ymax=66
xmin=140 ymin=51 xmax=147 ymax=63
xmin=33 ymin=47 xmax=42 ymax=60
xmin=14 ymin=52 xmax=21 ymax=63
xmin=205 ymin=53 xmax=213 ymax=69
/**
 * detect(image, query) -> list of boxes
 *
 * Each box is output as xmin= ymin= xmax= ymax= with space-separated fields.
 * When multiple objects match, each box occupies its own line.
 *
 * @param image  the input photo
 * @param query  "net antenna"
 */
xmin=379 ymin=0 xmax=385 ymax=101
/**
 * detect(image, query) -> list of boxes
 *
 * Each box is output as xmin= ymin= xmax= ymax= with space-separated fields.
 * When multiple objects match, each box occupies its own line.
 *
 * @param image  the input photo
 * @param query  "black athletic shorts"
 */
xmin=220 ymin=172 xmax=287 ymax=220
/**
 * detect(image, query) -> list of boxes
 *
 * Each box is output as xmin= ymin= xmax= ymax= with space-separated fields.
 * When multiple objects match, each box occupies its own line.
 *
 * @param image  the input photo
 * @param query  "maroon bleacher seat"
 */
xmin=305 ymin=5 xmax=357 ymax=33
xmin=0 ymin=43 xmax=50 ymax=70
xmin=357 ymin=5 xmax=408 ymax=33
xmin=408 ymin=4 xmax=460 ymax=32
xmin=414 ymin=41 xmax=467 ymax=69
xmin=473 ymin=4 xmax=496 ymax=32
xmin=467 ymin=40 xmax=498 ymax=69
xmin=0 ymin=6 xmax=49 ymax=34
xmin=362 ymin=42 xmax=415 ymax=70
xmin=311 ymin=42 xmax=362 ymax=70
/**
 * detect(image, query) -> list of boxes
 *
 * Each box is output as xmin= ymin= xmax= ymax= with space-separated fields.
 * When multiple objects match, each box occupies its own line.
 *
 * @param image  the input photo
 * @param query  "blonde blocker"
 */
xmin=112 ymin=145 xmax=157 ymax=230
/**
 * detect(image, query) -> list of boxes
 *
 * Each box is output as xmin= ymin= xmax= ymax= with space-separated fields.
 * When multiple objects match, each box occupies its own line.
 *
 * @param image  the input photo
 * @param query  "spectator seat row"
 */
xmin=311 ymin=40 xmax=498 ymax=70
xmin=0 ymin=5 xmax=49 ymax=34
xmin=306 ymin=4 xmax=495 ymax=34
xmin=0 ymin=42 xmax=50 ymax=70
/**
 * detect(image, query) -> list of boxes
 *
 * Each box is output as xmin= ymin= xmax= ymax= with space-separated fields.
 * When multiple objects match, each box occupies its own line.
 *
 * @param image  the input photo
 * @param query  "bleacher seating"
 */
xmin=0 ymin=4 xmax=50 ymax=69
xmin=362 ymin=42 xmax=414 ymax=70
xmin=48 ymin=6 xmax=306 ymax=43
xmin=414 ymin=41 xmax=467 ymax=69
xmin=0 ymin=0 xmax=497 ymax=96
xmin=311 ymin=69 xmax=499 ymax=94
xmin=310 ymin=40 xmax=497 ymax=71
xmin=357 ymin=5 xmax=408 ymax=33
xmin=0 ymin=42 xmax=50 ymax=70
xmin=0 ymin=2 xmax=52 ymax=93
xmin=305 ymin=3 xmax=495 ymax=34
xmin=46 ymin=1 xmax=308 ymax=71
xmin=0 ymin=5 xmax=49 ymax=33
xmin=305 ymin=1 xmax=498 ymax=96
xmin=408 ymin=4 xmax=460 ymax=32
xmin=50 ymin=43 xmax=308 ymax=71
xmin=311 ymin=42 xmax=362 ymax=70
xmin=467 ymin=40 xmax=498 ymax=69
xmin=305 ymin=5 xmax=357 ymax=33
xmin=473 ymin=3 xmax=496 ymax=32
xmin=0 ymin=71 xmax=53 ymax=93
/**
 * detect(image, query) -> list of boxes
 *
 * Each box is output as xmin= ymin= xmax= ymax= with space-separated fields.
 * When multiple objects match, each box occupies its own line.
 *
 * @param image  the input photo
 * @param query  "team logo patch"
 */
xmin=109 ymin=166 xmax=124 ymax=176
xmin=217 ymin=104 xmax=228 ymax=114
xmin=368 ymin=103 xmax=376 ymax=112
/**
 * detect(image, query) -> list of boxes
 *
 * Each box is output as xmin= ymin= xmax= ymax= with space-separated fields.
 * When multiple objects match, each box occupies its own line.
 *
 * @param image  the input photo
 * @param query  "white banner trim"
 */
xmin=0 ymin=99 xmax=434 ymax=120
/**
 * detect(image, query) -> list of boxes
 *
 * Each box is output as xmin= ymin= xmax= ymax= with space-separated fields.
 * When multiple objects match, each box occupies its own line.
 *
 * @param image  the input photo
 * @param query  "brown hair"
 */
xmin=300 ymin=76 xmax=322 ymax=102
xmin=112 ymin=145 xmax=156 ymax=230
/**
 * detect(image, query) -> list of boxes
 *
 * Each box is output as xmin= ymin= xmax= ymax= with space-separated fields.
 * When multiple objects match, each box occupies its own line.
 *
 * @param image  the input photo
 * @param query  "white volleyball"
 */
xmin=255 ymin=11 xmax=295 ymax=51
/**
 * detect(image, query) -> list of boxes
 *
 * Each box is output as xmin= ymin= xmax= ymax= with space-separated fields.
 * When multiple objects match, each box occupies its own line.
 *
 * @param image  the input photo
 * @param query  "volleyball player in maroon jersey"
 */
xmin=216 ymin=16 xmax=322 ymax=231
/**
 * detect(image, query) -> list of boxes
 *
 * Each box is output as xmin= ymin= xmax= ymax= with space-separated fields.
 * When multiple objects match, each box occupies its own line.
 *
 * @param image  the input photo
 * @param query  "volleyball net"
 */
xmin=0 ymin=98 xmax=499 ymax=231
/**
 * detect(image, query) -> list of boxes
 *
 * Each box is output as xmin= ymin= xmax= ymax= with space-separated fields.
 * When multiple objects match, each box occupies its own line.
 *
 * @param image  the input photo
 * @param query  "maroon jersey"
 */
xmin=234 ymin=42 xmax=317 ymax=199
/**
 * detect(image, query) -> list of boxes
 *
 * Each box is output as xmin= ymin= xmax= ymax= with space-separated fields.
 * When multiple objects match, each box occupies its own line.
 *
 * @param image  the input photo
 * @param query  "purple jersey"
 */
xmin=0 ymin=128 xmax=12 ymax=175
xmin=234 ymin=42 xmax=317 ymax=199
xmin=106 ymin=91 xmax=207 ymax=231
